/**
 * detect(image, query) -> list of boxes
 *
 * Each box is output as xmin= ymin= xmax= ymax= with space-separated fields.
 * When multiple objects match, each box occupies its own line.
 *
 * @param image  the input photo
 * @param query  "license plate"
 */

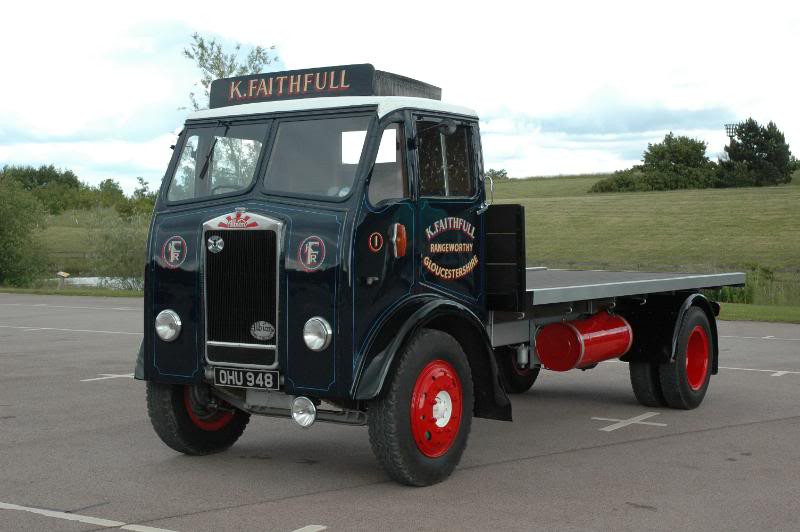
xmin=213 ymin=367 xmax=279 ymax=390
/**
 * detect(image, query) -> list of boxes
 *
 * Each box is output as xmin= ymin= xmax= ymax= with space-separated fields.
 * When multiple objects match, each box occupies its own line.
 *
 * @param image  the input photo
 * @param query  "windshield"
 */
xmin=167 ymin=122 xmax=268 ymax=202
xmin=264 ymin=115 xmax=372 ymax=198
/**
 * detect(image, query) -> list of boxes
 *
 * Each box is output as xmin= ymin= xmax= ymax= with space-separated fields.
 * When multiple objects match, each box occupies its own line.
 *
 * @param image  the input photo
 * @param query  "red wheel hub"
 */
xmin=183 ymin=386 xmax=234 ymax=431
xmin=410 ymin=360 xmax=462 ymax=458
xmin=685 ymin=325 xmax=710 ymax=391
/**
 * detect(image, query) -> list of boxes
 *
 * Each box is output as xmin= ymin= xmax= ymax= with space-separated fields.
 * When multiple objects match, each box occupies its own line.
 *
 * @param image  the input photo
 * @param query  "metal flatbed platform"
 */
xmin=526 ymin=268 xmax=746 ymax=305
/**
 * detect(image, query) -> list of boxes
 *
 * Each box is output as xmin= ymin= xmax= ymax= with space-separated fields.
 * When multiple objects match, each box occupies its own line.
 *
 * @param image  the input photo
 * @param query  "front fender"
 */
xmin=353 ymin=296 xmax=512 ymax=421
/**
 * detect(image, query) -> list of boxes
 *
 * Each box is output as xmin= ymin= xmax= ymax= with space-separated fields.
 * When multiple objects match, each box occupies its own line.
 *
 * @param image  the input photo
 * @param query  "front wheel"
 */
xmin=367 ymin=329 xmax=474 ymax=486
xmin=146 ymin=382 xmax=250 ymax=455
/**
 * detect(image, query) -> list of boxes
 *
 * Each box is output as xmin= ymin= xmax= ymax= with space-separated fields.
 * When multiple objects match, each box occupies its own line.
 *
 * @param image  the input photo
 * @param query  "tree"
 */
xmin=718 ymin=118 xmax=794 ymax=187
xmin=183 ymin=33 xmax=278 ymax=111
xmin=642 ymin=133 xmax=714 ymax=175
xmin=0 ymin=165 xmax=85 ymax=214
xmin=95 ymin=179 xmax=126 ymax=208
xmin=116 ymin=177 xmax=157 ymax=218
xmin=0 ymin=164 xmax=80 ymax=191
xmin=486 ymin=168 xmax=509 ymax=181
xmin=0 ymin=179 xmax=47 ymax=286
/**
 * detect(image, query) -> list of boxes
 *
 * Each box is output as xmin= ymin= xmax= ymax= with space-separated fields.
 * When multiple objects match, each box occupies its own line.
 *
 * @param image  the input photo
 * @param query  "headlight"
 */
xmin=155 ymin=309 xmax=182 ymax=342
xmin=303 ymin=317 xmax=332 ymax=351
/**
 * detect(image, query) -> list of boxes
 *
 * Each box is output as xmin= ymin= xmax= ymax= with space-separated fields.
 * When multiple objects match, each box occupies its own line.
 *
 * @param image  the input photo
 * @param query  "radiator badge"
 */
xmin=161 ymin=235 xmax=188 ymax=269
xmin=422 ymin=217 xmax=478 ymax=281
xmin=250 ymin=321 xmax=275 ymax=341
xmin=207 ymin=235 xmax=224 ymax=253
xmin=298 ymin=235 xmax=326 ymax=271
xmin=218 ymin=211 xmax=259 ymax=229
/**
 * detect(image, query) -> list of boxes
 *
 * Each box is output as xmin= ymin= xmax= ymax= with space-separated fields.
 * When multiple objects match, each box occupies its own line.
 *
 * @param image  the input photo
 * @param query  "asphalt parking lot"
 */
xmin=1 ymin=293 xmax=798 ymax=532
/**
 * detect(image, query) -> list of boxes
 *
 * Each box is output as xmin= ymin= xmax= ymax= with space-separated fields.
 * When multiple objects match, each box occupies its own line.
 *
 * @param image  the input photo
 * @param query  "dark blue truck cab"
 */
xmin=138 ymin=64 xmax=745 ymax=485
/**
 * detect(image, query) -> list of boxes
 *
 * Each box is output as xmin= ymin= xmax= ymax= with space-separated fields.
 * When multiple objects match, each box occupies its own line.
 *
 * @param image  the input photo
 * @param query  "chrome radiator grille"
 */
xmin=203 ymin=211 xmax=281 ymax=369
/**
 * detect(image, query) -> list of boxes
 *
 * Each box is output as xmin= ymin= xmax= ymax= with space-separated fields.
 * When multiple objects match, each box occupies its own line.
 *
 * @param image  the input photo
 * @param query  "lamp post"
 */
xmin=725 ymin=123 xmax=738 ymax=140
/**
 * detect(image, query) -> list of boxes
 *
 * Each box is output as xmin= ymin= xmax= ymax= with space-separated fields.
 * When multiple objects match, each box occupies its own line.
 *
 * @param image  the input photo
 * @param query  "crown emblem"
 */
xmin=218 ymin=211 xmax=258 ymax=229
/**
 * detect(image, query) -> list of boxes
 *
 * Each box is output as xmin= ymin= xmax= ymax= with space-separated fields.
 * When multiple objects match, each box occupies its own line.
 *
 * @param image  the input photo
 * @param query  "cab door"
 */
xmin=352 ymin=116 xmax=415 ymax=356
xmin=412 ymin=115 xmax=483 ymax=305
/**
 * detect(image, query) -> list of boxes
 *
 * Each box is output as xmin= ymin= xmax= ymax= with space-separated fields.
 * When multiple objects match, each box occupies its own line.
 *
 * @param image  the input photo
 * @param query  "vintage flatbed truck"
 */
xmin=136 ymin=64 xmax=745 ymax=486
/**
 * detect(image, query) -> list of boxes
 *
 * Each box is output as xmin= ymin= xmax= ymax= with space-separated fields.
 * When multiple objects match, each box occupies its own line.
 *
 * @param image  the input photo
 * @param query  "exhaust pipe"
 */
xmin=535 ymin=310 xmax=633 ymax=371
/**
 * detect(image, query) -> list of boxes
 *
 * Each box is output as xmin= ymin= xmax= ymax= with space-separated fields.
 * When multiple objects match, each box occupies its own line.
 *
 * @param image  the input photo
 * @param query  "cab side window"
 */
xmin=367 ymin=123 xmax=409 ymax=205
xmin=417 ymin=120 xmax=475 ymax=197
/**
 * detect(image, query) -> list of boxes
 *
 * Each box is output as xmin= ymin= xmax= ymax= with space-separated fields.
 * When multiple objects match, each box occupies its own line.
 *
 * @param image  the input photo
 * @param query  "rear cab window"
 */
xmin=417 ymin=119 xmax=476 ymax=198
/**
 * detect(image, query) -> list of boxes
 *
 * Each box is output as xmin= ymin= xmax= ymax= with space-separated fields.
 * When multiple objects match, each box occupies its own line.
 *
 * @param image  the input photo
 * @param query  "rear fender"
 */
xmin=619 ymin=292 xmax=720 ymax=373
xmin=672 ymin=293 xmax=720 ymax=374
xmin=353 ymin=297 xmax=512 ymax=421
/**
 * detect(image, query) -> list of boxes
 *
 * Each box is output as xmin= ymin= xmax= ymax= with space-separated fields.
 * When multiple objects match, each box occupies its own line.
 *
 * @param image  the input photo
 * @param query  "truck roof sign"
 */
xmin=209 ymin=64 xmax=441 ymax=108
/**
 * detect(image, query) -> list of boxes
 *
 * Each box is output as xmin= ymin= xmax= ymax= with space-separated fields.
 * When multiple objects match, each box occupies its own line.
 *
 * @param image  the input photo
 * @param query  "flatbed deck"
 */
xmin=526 ymin=268 xmax=746 ymax=305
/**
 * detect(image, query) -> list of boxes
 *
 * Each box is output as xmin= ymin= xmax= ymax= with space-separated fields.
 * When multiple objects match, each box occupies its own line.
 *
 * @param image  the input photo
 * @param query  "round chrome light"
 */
xmin=155 ymin=309 xmax=182 ymax=342
xmin=291 ymin=396 xmax=317 ymax=428
xmin=303 ymin=317 xmax=332 ymax=351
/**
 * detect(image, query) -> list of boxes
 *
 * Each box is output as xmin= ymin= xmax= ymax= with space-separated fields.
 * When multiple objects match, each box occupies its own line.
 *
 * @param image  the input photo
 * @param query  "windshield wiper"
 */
xmin=197 ymin=121 xmax=230 ymax=181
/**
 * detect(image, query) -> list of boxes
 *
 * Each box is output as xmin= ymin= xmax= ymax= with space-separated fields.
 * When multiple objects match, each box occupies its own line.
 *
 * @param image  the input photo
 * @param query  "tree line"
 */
xmin=591 ymin=118 xmax=796 ymax=193
xmin=0 ymin=165 xmax=156 ymax=217
xmin=0 ymin=166 xmax=157 ymax=287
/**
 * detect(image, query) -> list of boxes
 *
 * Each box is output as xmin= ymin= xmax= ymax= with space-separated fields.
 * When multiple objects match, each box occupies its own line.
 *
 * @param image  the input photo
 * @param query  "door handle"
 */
xmin=390 ymin=223 xmax=407 ymax=259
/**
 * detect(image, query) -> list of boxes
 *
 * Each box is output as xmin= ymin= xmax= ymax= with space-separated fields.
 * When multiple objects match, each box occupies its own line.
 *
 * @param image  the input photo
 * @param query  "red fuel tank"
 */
xmin=535 ymin=310 xmax=633 ymax=372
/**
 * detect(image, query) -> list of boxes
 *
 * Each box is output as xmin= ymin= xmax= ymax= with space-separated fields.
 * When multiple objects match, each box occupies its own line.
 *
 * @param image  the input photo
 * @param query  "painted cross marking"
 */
xmin=591 ymin=412 xmax=667 ymax=432
xmin=81 ymin=373 xmax=134 ymax=382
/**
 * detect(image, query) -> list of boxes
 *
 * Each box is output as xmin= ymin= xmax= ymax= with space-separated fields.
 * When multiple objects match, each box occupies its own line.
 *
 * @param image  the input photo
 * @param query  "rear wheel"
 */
xmin=629 ymin=361 xmax=667 ymax=407
xmin=368 ymin=329 xmax=474 ymax=486
xmin=497 ymin=346 xmax=540 ymax=394
xmin=146 ymin=382 xmax=250 ymax=455
xmin=659 ymin=307 xmax=713 ymax=409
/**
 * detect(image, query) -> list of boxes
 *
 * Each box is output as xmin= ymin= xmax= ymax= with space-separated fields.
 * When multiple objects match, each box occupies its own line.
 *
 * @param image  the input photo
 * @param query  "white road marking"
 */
xmin=122 ymin=525 xmax=178 ymax=532
xmin=0 ymin=303 xmax=138 ymax=311
xmin=719 ymin=366 xmax=800 ymax=377
xmin=608 ymin=359 xmax=799 ymax=377
xmin=291 ymin=526 xmax=328 ymax=532
xmin=81 ymin=373 xmax=135 ymax=382
xmin=0 ymin=325 xmax=140 ymax=335
xmin=591 ymin=412 xmax=667 ymax=432
xmin=0 ymin=501 xmax=176 ymax=531
xmin=720 ymin=335 xmax=800 ymax=342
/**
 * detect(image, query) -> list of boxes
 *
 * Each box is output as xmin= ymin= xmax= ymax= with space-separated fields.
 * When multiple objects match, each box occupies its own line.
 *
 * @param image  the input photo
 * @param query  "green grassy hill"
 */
xmin=495 ymin=171 xmax=800 ymax=273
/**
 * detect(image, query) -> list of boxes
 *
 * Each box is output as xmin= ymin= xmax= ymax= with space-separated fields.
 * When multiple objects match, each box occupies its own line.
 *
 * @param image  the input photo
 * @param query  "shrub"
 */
xmin=590 ymin=133 xmax=717 ymax=193
xmin=0 ymin=179 xmax=48 ymax=286
xmin=87 ymin=209 xmax=149 ymax=290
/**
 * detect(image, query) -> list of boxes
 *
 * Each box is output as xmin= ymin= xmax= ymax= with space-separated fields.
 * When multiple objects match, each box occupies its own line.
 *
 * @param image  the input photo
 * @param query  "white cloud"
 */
xmin=1 ymin=0 xmax=798 ymax=190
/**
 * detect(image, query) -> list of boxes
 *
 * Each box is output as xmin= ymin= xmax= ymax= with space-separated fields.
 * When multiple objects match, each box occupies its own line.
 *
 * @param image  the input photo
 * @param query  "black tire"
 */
xmin=496 ymin=346 xmax=540 ymax=394
xmin=146 ymin=382 xmax=250 ymax=455
xmin=367 ymin=329 xmax=474 ymax=486
xmin=659 ymin=307 xmax=713 ymax=409
xmin=629 ymin=362 xmax=667 ymax=407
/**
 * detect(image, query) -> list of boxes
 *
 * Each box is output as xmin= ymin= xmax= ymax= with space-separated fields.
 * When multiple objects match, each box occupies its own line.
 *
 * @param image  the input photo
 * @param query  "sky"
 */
xmin=1 ymin=0 xmax=798 ymax=193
